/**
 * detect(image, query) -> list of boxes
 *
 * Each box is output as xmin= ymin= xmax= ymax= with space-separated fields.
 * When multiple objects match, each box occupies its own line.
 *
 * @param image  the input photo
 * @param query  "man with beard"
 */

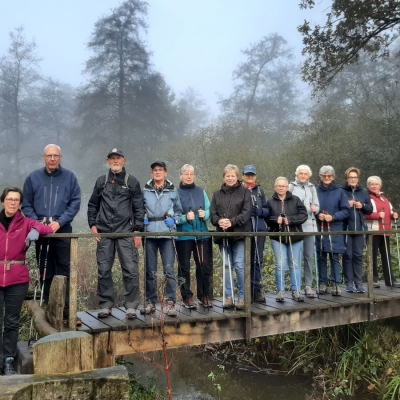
xmin=87 ymin=148 xmax=144 ymax=319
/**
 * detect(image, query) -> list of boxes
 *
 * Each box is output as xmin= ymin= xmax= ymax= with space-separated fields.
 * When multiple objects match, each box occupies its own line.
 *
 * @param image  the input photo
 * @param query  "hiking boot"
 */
xmin=276 ymin=290 xmax=285 ymax=302
xmin=304 ymin=286 xmax=316 ymax=298
xmin=63 ymin=317 xmax=82 ymax=326
xmin=253 ymin=291 xmax=265 ymax=303
xmin=223 ymin=297 xmax=234 ymax=308
xmin=97 ymin=308 xmax=111 ymax=318
xmin=141 ymin=302 xmax=156 ymax=315
xmin=236 ymin=298 xmax=245 ymax=310
xmin=199 ymin=296 xmax=212 ymax=308
xmin=292 ymin=290 xmax=304 ymax=302
xmin=4 ymin=357 xmax=16 ymax=375
xmin=355 ymin=284 xmax=366 ymax=293
xmin=126 ymin=308 xmax=137 ymax=319
xmin=165 ymin=300 xmax=177 ymax=317
xmin=318 ymin=284 xmax=327 ymax=295
xmin=345 ymin=285 xmax=356 ymax=293
xmin=332 ymin=286 xmax=341 ymax=296
xmin=183 ymin=297 xmax=197 ymax=309
xmin=373 ymin=281 xmax=381 ymax=288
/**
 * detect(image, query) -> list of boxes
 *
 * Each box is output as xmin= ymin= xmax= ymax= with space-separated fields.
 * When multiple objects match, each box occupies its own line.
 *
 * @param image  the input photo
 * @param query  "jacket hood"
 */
xmin=220 ymin=181 xmax=240 ymax=193
xmin=291 ymin=179 xmax=315 ymax=188
xmin=318 ymin=181 xmax=341 ymax=191
xmin=342 ymin=183 xmax=365 ymax=192
xmin=145 ymin=178 xmax=175 ymax=191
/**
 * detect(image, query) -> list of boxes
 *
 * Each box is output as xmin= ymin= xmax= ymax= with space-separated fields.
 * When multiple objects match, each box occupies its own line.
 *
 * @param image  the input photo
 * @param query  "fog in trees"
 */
xmin=1 ymin=0 xmax=400 ymax=227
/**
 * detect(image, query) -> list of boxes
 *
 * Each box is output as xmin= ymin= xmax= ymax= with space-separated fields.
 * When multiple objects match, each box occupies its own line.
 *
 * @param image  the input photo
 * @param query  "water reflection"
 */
xmin=125 ymin=348 xmax=312 ymax=399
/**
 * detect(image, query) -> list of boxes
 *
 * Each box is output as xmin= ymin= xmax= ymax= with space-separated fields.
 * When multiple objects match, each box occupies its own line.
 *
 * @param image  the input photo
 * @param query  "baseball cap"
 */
xmin=107 ymin=148 xmax=125 ymax=158
xmin=243 ymin=165 xmax=257 ymax=175
xmin=151 ymin=161 xmax=167 ymax=171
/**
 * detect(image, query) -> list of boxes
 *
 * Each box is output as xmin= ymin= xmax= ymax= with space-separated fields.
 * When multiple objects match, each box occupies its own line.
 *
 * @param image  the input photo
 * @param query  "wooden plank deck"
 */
xmin=75 ymin=284 xmax=400 ymax=355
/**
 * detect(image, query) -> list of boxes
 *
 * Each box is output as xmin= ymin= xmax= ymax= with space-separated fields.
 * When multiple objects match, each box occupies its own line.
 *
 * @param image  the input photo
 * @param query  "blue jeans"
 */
xmin=0 ymin=283 xmax=29 ymax=368
xmin=318 ymin=252 xmax=341 ymax=285
xmin=219 ymin=240 xmax=245 ymax=298
xmin=145 ymin=238 xmax=176 ymax=304
xmin=271 ymin=240 xmax=303 ymax=291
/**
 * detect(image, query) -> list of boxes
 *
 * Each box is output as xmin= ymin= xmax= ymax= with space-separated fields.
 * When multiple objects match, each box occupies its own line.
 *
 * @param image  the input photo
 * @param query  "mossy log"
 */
xmin=0 ymin=365 xmax=129 ymax=400
xmin=24 ymin=301 xmax=57 ymax=337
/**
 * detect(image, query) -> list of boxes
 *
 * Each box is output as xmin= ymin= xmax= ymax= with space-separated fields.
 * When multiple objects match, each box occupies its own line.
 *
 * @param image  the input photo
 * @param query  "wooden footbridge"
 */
xmin=28 ymin=230 xmax=400 ymax=367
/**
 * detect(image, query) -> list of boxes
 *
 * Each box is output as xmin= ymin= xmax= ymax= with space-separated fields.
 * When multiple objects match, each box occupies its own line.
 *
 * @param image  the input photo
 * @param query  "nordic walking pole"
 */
xmin=222 ymin=233 xmax=226 ymax=308
xmin=326 ymin=218 xmax=339 ymax=295
xmin=381 ymin=209 xmax=393 ymax=288
xmin=226 ymin=240 xmax=235 ymax=309
xmin=140 ymin=214 xmax=147 ymax=314
xmin=28 ymin=257 xmax=40 ymax=347
xmin=288 ymin=234 xmax=302 ymax=301
xmin=278 ymin=217 xmax=284 ymax=300
xmin=394 ymin=213 xmax=400 ymax=277
xmin=310 ymin=204 xmax=320 ymax=298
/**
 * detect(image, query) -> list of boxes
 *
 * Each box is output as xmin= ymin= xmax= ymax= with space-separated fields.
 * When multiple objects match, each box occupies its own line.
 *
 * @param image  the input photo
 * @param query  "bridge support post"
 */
xmin=244 ymin=236 xmax=252 ymax=340
xmin=366 ymin=235 xmax=375 ymax=321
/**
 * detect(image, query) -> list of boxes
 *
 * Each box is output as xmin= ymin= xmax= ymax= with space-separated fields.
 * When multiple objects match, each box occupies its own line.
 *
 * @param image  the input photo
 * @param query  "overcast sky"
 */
xmin=0 ymin=1 xmax=326 ymax=113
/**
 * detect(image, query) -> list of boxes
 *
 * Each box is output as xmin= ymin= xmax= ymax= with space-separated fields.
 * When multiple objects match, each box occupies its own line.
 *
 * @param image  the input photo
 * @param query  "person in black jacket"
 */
xmin=266 ymin=177 xmax=308 ymax=302
xmin=342 ymin=167 xmax=373 ymax=293
xmin=211 ymin=164 xmax=251 ymax=310
xmin=87 ymin=148 xmax=144 ymax=319
xmin=241 ymin=165 xmax=269 ymax=303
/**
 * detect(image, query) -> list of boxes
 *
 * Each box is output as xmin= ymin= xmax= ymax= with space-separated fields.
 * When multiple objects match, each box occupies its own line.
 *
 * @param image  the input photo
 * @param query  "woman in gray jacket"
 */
xmin=289 ymin=165 xmax=320 ymax=298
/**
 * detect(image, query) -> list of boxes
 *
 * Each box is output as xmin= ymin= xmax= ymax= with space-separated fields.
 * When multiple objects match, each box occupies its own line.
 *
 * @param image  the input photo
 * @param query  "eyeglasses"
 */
xmin=275 ymin=185 xmax=288 ymax=188
xmin=321 ymin=174 xmax=333 ymax=178
xmin=348 ymin=176 xmax=358 ymax=180
xmin=183 ymin=173 xmax=194 ymax=177
xmin=4 ymin=198 xmax=20 ymax=203
xmin=44 ymin=154 xmax=61 ymax=159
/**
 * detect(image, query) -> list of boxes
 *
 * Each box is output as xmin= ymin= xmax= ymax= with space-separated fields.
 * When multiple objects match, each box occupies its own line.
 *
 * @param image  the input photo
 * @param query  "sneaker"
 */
xmin=318 ymin=284 xmax=327 ymax=295
xmin=236 ymin=298 xmax=245 ymax=310
xmin=97 ymin=308 xmax=111 ymax=318
xmin=141 ymin=302 xmax=156 ymax=315
xmin=373 ymin=281 xmax=380 ymax=288
xmin=4 ymin=357 xmax=16 ymax=375
xmin=126 ymin=308 xmax=137 ymax=319
xmin=165 ymin=300 xmax=177 ymax=317
xmin=345 ymin=285 xmax=356 ymax=293
xmin=223 ymin=297 xmax=234 ymax=308
xmin=356 ymin=285 xmax=366 ymax=293
xmin=276 ymin=290 xmax=285 ymax=302
xmin=292 ymin=290 xmax=305 ymax=302
xmin=183 ymin=297 xmax=197 ymax=309
xmin=304 ymin=286 xmax=316 ymax=298
xmin=253 ymin=291 xmax=265 ymax=303
xmin=332 ymin=286 xmax=341 ymax=296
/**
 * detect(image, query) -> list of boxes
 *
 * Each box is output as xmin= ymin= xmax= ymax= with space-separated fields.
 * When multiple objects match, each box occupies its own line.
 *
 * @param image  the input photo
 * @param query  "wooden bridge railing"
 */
xmin=40 ymin=229 xmax=400 ymax=332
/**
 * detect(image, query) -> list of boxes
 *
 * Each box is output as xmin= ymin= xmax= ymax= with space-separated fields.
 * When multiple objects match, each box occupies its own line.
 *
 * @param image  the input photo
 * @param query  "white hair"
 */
xmin=319 ymin=165 xmax=335 ymax=177
xmin=43 ymin=144 xmax=61 ymax=155
xmin=367 ymin=176 xmax=382 ymax=187
xmin=274 ymin=176 xmax=289 ymax=185
xmin=295 ymin=165 xmax=312 ymax=177
xmin=180 ymin=164 xmax=195 ymax=175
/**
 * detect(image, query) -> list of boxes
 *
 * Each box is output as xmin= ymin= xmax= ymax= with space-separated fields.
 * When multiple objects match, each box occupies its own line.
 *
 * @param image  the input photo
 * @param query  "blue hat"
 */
xmin=243 ymin=165 xmax=257 ymax=175
xmin=107 ymin=148 xmax=125 ymax=158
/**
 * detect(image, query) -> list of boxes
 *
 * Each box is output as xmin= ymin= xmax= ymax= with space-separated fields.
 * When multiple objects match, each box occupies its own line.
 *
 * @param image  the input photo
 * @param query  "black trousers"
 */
xmin=37 ymin=224 xmax=72 ymax=318
xmin=372 ymin=235 xmax=395 ymax=286
xmin=0 ymin=282 xmax=29 ymax=368
xmin=176 ymin=239 xmax=212 ymax=300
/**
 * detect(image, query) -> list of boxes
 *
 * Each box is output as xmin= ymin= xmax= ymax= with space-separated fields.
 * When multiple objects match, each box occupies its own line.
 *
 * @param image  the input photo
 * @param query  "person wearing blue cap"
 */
xmin=242 ymin=165 xmax=269 ymax=303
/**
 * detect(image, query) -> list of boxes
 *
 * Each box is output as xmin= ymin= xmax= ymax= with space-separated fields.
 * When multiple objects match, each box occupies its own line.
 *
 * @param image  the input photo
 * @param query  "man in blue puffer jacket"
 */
xmin=316 ymin=166 xmax=350 ymax=296
xmin=22 ymin=144 xmax=81 ymax=321
xmin=241 ymin=165 xmax=269 ymax=303
xmin=142 ymin=161 xmax=182 ymax=317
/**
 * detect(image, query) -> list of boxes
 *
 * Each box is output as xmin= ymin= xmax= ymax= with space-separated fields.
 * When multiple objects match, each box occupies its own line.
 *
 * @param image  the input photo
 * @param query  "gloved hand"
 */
xmin=25 ymin=229 xmax=39 ymax=248
xmin=165 ymin=217 xmax=175 ymax=228
xmin=251 ymin=207 xmax=262 ymax=217
xmin=143 ymin=217 xmax=149 ymax=226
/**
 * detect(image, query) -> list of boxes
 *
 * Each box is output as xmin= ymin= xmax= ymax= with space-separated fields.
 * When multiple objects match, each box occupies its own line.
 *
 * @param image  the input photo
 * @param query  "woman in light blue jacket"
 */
xmin=289 ymin=165 xmax=319 ymax=298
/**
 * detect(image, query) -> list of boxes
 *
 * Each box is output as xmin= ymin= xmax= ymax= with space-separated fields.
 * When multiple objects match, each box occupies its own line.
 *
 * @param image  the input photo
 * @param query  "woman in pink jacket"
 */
xmin=365 ymin=176 xmax=400 ymax=288
xmin=0 ymin=187 xmax=53 ymax=376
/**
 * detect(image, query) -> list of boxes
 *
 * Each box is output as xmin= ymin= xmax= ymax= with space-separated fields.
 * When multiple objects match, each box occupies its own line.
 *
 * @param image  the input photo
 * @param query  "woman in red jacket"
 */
xmin=0 ymin=187 xmax=53 ymax=375
xmin=365 ymin=176 xmax=400 ymax=288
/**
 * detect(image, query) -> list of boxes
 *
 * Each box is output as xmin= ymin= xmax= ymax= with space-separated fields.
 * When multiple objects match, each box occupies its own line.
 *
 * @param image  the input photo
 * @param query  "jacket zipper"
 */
xmin=48 ymin=176 xmax=53 ymax=219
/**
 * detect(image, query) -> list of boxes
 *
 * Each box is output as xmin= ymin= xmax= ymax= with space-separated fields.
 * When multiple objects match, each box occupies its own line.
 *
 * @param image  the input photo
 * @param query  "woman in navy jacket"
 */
xmin=316 ymin=166 xmax=350 ymax=296
xmin=342 ymin=167 xmax=372 ymax=293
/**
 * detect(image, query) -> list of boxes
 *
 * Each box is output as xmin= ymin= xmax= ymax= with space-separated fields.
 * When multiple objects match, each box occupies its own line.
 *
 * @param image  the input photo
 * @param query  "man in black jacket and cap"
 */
xmin=87 ymin=148 xmax=144 ymax=319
